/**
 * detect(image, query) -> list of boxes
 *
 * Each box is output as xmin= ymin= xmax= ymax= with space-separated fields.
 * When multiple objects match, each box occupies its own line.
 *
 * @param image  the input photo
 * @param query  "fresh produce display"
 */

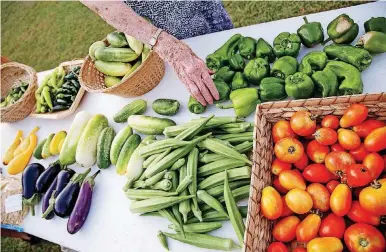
xmin=262 ymin=103 xmax=386 ymax=251
xmin=1 ymin=82 xmax=29 ymax=108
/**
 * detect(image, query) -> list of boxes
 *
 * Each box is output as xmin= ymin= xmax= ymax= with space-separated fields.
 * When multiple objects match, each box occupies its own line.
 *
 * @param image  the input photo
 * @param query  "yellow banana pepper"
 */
xmin=8 ymin=134 xmax=38 ymax=175
xmin=49 ymin=131 xmax=67 ymax=155
xmin=2 ymin=130 xmax=23 ymax=165
xmin=13 ymin=126 xmax=39 ymax=156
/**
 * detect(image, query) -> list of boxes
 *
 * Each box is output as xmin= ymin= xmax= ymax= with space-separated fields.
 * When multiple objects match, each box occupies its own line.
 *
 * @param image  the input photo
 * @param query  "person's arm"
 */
xmin=81 ymin=1 xmax=219 ymax=105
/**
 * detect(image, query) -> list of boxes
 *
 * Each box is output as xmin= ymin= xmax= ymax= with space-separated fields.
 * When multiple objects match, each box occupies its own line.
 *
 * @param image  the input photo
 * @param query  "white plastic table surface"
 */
xmin=1 ymin=2 xmax=386 ymax=252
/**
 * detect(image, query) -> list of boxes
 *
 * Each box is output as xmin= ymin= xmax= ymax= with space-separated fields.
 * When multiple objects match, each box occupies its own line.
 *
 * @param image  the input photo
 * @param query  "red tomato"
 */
xmin=281 ymin=196 xmax=293 ymax=217
xmin=349 ymin=144 xmax=370 ymax=162
xmin=272 ymin=120 xmax=297 ymax=143
xmin=273 ymin=216 xmax=301 ymax=243
xmin=363 ymin=153 xmax=384 ymax=180
xmin=267 ymin=242 xmax=288 ymax=252
xmin=314 ymin=127 xmax=338 ymax=145
xmin=330 ymin=183 xmax=352 ymax=216
xmin=304 ymin=124 xmax=321 ymax=140
xmin=261 ymin=186 xmax=283 ymax=220
xmin=326 ymin=180 xmax=340 ymax=193
xmin=274 ymin=138 xmax=304 ymax=163
xmin=271 ymin=159 xmax=292 ymax=175
xmin=319 ymin=212 xmax=346 ymax=239
xmin=306 ymin=140 xmax=330 ymax=163
xmin=364 ymin=126 xmax=386 ymax=152
xmin=359 ymin=179 xmax=386 ymax=215
xmin=285 ymin=189 xmax=313 ymax=214
xmin=273 ymin=176 xmax=289 ymax=195
xmin=302 ymin=164 xmax=337 ymax=184
xmin=331 ymin=143 xmax=345 ymax=152
xmin=293 ymin=152 xmax=308 ymax=171
xmin=353 ymin=119 xmax=386 ymax=138
xmin=279 ymin=170 xmax=306 ymax=190
xmin=338 ymin=129 xmax=361 ymax=150
xmin=340 ymin=103 xmax=368 ymax=128
xmin=290 ymin=111 xmax=317 ymax=136
xmin=344 ymin=223 xmax=386 ymax=252
xmin=296 ymin=213 xmax=321 ymax=242
xmin=293 ymin=248 xmax=307 ymax=252
xmin=347 ymin=201 xmax=381 ymax=226
xmin=325 ymin=151 xmax=356 ymax=174
xmin=321 ymin=115 xmax=340 ymax=130
xmin=347 ymin=164 xmax=373 ymax=188
xmin=306 ymin=183 xmax=330 ymax=212
xmin=307 ymin=237 xmax=343 ymax=252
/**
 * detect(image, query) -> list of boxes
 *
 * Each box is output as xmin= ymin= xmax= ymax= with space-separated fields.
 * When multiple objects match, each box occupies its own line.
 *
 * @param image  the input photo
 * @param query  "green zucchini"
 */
xmin=116 ymin=134 xmax=141 ymax=175
xmin=89 ymin=41 xmax=106 ymax=61
xmin=95 ymin=47 xmax=139 ymax=62
xmin=33 ymin=138 xmax=47 ymax=160
xmin=113 ymin=99 xmax=147 ymax=123
xmin=95 ymin=60 xmax=132 ymax=77
xmin=97 ymin=127 xmax=116 ymax=169
xmin=110 ymin=125 xmax=133 ymax=165
xmin=42 ymin=133 xmax=55 ymax=159
xmin=104 ymin=76 xmax=122 ymax=88
xmin=152 ymin=99 xmax=180 ymax=116
xmin=127 ymin=115 xmax=176 ymax=135
xmin=106 ymin=31 xmax=128 ymax=47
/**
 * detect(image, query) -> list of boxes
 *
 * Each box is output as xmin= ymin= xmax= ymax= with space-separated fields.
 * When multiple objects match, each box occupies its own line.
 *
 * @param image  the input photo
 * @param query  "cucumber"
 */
xmin=76 ymin=114 xmax=109 ymax=167
xmin=125 ymin=34 xmax=143 ymax=55
xmin=107 ymin=32 xmax=128 ymax=48
xmin=104 ymin=76 xmax=122 ymax=88
xmin=95 ymin=60 xmax=132 ymax=77
xmin=89 ymin=41 xmax=106 ymax=61
xmin=152 ymin=99 xmax=180 ymax=116
xmin=59 ymin=111 xmax=92 ymax=165
xmin=127 ymin=115 xmax=176 ymax=135
xmin=110 ymin=125 xmax=133 ymax=165
xmin=95 ymin=47 xmax=139 ymax=62
xmin=33 ymin=138 xmax=47 ymax=160
xmin=42 ymin=133 xmax=55 ymax=159
xmin=97 ymin=127 xmax=116 ymax=169
xmin=114 ymin=99 xmax=147 ymax=123
xmin=116 ymin=134 xmax=141 ymax=175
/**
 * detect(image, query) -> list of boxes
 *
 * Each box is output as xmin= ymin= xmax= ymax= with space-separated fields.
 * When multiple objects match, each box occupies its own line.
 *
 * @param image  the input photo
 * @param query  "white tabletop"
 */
xmin=1 ymin=2 xmax=386 ymax=252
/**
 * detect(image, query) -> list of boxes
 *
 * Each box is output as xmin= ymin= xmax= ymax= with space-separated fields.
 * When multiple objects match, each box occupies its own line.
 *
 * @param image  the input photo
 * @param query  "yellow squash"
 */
xmin=49 ymin=131 xmax=67 ymax=155
xmin=2 ymin=130 xmax=23 ymax=165
xmin=13 ymin=126 xmax=39 ymax=156
xmin=8 ymin=134 xmax=38 ymax=175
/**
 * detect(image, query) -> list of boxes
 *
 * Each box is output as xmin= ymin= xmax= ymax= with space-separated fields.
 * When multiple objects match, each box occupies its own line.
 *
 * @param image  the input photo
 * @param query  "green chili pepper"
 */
xmin=298 ymin=51 xmax=328 ymax=76
xmin=238 ymin=37 xmax=256 ymax=59
xmin=297 ymin=16 xmax=324 ymax=48
xmin=273 ymin=32 xmax=301 ymax=57
xmin=36 ymin=75 xmax=50 ymax=94
xmin=206 ymin=34 xmax=242 ymax=71
xmin=49 ymin=68 xmax=59 ymax=90
xmin=356 ymin=31 xmax=386 ymax=54
xmin=324 ymin=44 xmax=372 ymax=71
xmin=271 ymin=56 xmax=298 ymax=79
xmin=42 ymin=86 xmax=53 ymax=109
xmin=228 ymin=54 xmax=245 ymax=70
xmin=188 ymin=96 xmax=206 ymax=114
xmin=259 ymin=77 xmax=287 ymax=102
xmin=285 ymin=72 xmax=315 ymax=99
xmin=364 ymin=17 xmax=386 ymax=33
xmin=255 ymin=38 xmax=275 ymax=63
xmin=216 ymin=88 xmax=260 ymax=117
xmin=243 ymin=58 xmax=269 ymax=85
xmin=214 ymin=66 xmax=235 ymax=83
xmin=324 ymin=61 xmax=363 ymax=95
xmin=323 ymin=14 xmax=359 ymax=45
xmin=40 ymin=105 xmax=48 ymax=113
xmin=311 ymin=68 xmax=339 ymax=97
xmin=213 ymin=79 xmax=231 ymax=103
xmin=231 ymin=72 xmax=248 ymax=91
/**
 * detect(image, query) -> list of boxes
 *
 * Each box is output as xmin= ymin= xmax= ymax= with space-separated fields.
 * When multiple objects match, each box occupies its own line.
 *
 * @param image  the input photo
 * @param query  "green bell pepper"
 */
xmin=324 ymin=61 xmax=363 ymax=95
xmin=271 ymin=56 xmax=298 ymax=80
xmin=243 ymin=58 xmax=269 ymax=85
xmin=214 ymin=66 xmax=235 ymax=83
xmin=213 ymin=78 xmax=231 ymax=103
xmin=324 ymin=14 xmax=359 ymax=45
xmin=297 ymin=16 xmax=324 ymax=48
xmin=356 ymin=31 xmax=386 ymax=54
xmin=285 ymin=72 xmax=315 ymax=99
xmin=273 ymin=32 xmax=301 ymax=57
xmin=216 ymin=88 xmax=260 ymax=117
xmin=364 ymin=17 xmax=386 ymax=33
xmin=231 ymin=72 xmax=248 ymax=90
xmin=324 ymin=44 xmax=372 ymax=72
xmin=238 ymin=37 xmax=256 ymax=59
xmin=188 ymin=96 xmax=206 ymax=114
xmin=206 ymin=34 xmax=242 ymax=71
xmin=311 ymin=68 xmax=339 ymax=97
xmin=255 ymin=38 xmax=276 ymax=63
xmin=259 ymin=77 xmax=287 ymax=102
xmin=298 ymin=51 xmax=328 ymax=76
xmin=229 ymin=54 xmax=245 ymax=70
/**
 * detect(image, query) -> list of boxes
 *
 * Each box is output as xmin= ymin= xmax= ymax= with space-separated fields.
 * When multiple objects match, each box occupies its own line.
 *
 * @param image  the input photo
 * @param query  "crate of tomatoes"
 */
xmin=244 ymin=93 xmax=386 ymax=252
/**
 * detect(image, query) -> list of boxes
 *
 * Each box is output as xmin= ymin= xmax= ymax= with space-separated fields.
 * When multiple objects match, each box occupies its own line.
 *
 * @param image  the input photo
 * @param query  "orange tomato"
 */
xmin=293 ymin=152 xmax=308 ymax=171
xmin=363 ymin=153 xmax=384 ymax=180
xmin=344 ymin=223 xmax=386 ymax=252
xmin=331 ymin=143 xmax=345 ymax=152
xmin=365 ymin=126 xmax=386 ymax=152
xmin=307 ymin=237 xmax=343 ymax=252
xmin=285 ymin=188 xmax=313 ymax=214
xmin=306 ymin=183 xmax=330 ymax=212
xmin=261 ymin=186 xmax=283 ymax=220
xmin=273 ymin=176 xmax=289 ymax=195
xmin=346 ymin=164 xmax=373 ymax=188
xmin=274 ymin=138 xmax=304 ymax=163
xmin=353 ymin=119 xmax=386 ymax=138
xmin=272 ymin=120 xmax=297 ymax=143
xmin=306 ymin=140 xmax=330 ymax=163
xmin=340 ymin=103 xmax=368 ymax=128
xmin=326 ymin=180 xmax=340 ymax=193
xmin=304 ymin=124 xmax=321 ymax=140
xmin=330 ymin=183 xmax=352 ymax=216
xmin=359 ymin=179 xmax=386 ymax=215
xmin=281 ymin=196 xmax=293 ymax=217
xmin=290 ymin=111 xmax=317 ymax=136
xmin=349 ymin=144 xmax=370 ymax=162
xmin=271 ymin=159 xmax=292 ymax=175
xmin=296 ymin=213 xmax=321 ymax=242
xmin=302 ymin=164 xmax=337 ymax=184
xmin=279 ymin=170 xmax=306 ymax=190
xmin=314 ymin=127 xmax=338 ymax=145
xmin=338 ymin=129 xmax=361 ymax=150
xmin=325 ymin=151 xmax=356 ymax=174
xmin=319 ymin=212 xmax=346 ymax=239
xmin=273 ymin=216 xmax=300 ymax=242
xmin=267 ymin=242 xmax=288 ymax=252
xmin=347 ymin=201 xmax=380 ymax=226
xmin=321 ymin=115 xmax=340 ymax=130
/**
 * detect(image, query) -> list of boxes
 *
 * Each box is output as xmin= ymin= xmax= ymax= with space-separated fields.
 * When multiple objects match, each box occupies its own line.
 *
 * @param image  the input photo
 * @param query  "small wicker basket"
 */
xmin=1 ymin=62 xmax=37 ymax=123
xmin=244 ymin=93 xmax=386 ymax=252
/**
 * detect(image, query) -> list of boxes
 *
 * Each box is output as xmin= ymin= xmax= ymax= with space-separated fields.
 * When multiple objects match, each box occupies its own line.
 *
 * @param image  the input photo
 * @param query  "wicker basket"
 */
xmin=1 ymin=62 xmax=37 ymax=123
xmin=30 ymin=59 xmax=85 ymax=119
xmin=244 ymin=93 xmax=386 ymax=252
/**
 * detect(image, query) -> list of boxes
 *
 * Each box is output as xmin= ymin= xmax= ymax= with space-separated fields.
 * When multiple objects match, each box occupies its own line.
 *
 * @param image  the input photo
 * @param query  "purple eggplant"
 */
xmin=54 ymin=168 xmax=91 ymax=218
xmin=22 ymin=163 xmax=45 ymax=216
xmin=67 ymin=170 xmax=100 ymax=234
xmin=36 ymin=160 xmax=63 ymax=193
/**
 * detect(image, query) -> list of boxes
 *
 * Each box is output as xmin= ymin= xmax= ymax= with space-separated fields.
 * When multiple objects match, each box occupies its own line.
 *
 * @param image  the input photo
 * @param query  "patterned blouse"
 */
xmin=124 ymin=0 xmax=234 ymax=39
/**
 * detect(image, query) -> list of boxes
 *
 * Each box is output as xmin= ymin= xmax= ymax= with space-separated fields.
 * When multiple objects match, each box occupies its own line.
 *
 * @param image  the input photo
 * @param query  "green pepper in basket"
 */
xmin=188 ymin=96 xmax=206 ymax=114
xmin=323 ymin=14 xmax=359 ymax=45
xmin=324 ymin=44 xmax=372 ymax=71
xmin=273 ymin=32 xmax=301 ymax=57
xmin=42 ymin=86 xmax=53 ymax=110
xmin=216 ymin=88 xmax=260 ymax=117
xmin=297 ymin=16 xmax=324 ymax=48
xmin=206 ymin=34 xmax=242 ymax=71
xmin=231 ymin=72 xmax=248 ymax=90
xmin=311 ymin=68 xmax=339 ymax=98
xmin=298 ymin=51 xmax=327 ymax=76
xmin=324 ymin=61 xmax=363 ymax=95
xmin=214 ymin=66 xmax=235 ymax=83
xmin=255 ymin=38 xmax=275 ymax=63
xmin=238 ymin=37 xmax=256 ymax=59
xmin=356 ymin=31 xmax=386 ymax=54
xmin=285 ymin=72 xmax=315 ymax=99
xmin=364 ymin=17 xmax=386 ymax=33
xmin=213 ymin=79 xmax=231 ymax=103
xmin=228 ymin=54 xmax=245 ymax=70
xmin=271 ymin=56 xmax=298 ymax=80
xmin=243 ymin=58 xmax=269 ymax=85
xmin=259 ymin=77 xmax=287 ymax=102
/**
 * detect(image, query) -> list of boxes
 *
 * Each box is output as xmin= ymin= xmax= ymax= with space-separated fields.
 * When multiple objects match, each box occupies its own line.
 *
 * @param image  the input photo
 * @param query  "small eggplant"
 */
xmin=67 ymin=170 xmax=100 ymax=234
xmin=36 ymin=160 xmax=63 ymax=194
xmin=22 ymin=163 xmax=45 ymax=216
xmin=41 ymin=177 xmax=57 ymax=220
xmin=54 ymin=168 xmax=91 ymax=218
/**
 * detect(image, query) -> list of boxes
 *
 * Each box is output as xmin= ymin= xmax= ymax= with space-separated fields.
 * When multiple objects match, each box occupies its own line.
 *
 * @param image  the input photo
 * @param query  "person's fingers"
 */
xmin=202 ymin=71 xmax=220 ymax=100
xmin=189 ymin=83 xmax=207 ymax=106
xmin=196 ymin=79 xmax=214 ymax=105
xmin=208 ymin=69 xmax=215 ymax=75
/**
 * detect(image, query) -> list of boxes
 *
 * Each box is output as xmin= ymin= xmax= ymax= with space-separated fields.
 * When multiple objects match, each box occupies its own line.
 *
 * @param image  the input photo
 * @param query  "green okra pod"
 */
xmin=143 ymin=154 xmax=159 ymax=168
xmin=168 ymin=221 xmax=223 ymax=233
xmin=157 ymin=231 xmax=169 ymax=251
xmin=186 ymin=206 xmax=248 ymax=224
xmin=187 ymin=148 xmax=202 ymax=222
xmin=169 ymin=171 xmax=184 ymax=236
xmin=198 ymin=158 xmax=246 ymax=177
xmin=170 ymin=158 xmax=185 ymax=171
xmin=175 ymin=175 xmax=193 ymax=194
xmin=126 ymin=189 xmax=177 ymax=200
xmin=215 ymin=132 xmax=253 ymax=144
xmin=201 ymin=180 xmax=251 ymax=200
xmin=197 ymin=190 xmax=228 ymax=217
xmin=175 ymin=115 xmax=214 ymax=141
xmin=218 ymin=184 xmax=251 ymax=203
xmin=234 ymin=141 xmax=253 ymax=153
xmin=164 ymin=172 xmax=173 ymax=180
xmin=139 ymin=138 xmax=190 ymax=157
xmin=198 ymin=166 xmax=251 ymax=190
xmin=159 ymin=208 xmax=180 ymax=227
xmin=133 ymin=170 xmax=167 ymax=188
xmin=178 ymin=165 xmax=191 ymax=223
xmin=147 ymin=148 xmax=172 ymax=172
xmin=130 ymin=195 xmax=194 ymax=214
xmin=150 ymin=179 xmax=172 ymax=191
